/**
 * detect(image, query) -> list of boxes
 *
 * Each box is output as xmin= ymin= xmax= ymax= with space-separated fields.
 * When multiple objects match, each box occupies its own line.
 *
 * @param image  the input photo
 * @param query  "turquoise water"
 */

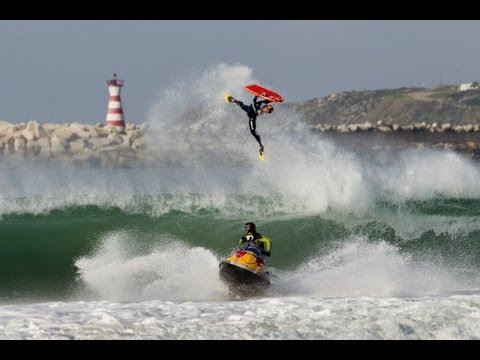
xmin=1 ymin=161 xmax=480 ymax=302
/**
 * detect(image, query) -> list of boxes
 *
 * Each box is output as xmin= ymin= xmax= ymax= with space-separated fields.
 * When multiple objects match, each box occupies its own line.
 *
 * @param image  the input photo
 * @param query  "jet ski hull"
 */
xmin=219 ymin=247 xmax=270 ymax=296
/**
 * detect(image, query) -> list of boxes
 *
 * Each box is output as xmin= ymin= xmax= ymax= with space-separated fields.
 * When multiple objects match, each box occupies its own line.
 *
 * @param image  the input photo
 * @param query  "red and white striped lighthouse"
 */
xmin=105 ymin=73 xmax=126 ymax=133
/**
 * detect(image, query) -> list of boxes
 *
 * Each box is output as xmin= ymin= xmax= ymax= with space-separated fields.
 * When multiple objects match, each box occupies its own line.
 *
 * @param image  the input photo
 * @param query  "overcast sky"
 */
xmin=1 ymin=20 xmax=480 ymax=124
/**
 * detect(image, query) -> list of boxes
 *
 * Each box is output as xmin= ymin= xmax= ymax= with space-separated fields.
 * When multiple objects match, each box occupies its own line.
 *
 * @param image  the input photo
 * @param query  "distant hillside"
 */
xmin=289 ymin=86 xmax=480 ymax=126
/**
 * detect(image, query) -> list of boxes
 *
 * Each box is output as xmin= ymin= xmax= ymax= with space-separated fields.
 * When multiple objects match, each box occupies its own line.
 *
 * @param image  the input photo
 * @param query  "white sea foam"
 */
xmin=374 ymin=148 xmax=480 ymax=200
xmin=75 ymin=231 xmax=227 ymax=302
xmin=1 ymin=295 xmax=480 ymax=339
xmin=273 ymin=236 xmax=478 ymax=299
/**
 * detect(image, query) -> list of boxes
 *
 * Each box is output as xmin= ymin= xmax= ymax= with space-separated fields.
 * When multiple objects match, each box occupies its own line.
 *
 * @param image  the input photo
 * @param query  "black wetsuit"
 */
xmin=232 ymin=96 xmax=271 ymax=149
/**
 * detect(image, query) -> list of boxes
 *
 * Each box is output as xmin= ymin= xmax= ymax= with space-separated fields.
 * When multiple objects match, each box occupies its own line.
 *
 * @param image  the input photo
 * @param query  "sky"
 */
xmin=1 ymin=20 xmax=480 ymax=125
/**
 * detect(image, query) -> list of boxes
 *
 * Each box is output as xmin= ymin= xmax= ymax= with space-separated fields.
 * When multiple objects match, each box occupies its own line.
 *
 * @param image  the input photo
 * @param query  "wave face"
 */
xmin=1 ymin=156 xmax=480 ymax=302
xmin=1 ymin=64 xmax=480 ymax=339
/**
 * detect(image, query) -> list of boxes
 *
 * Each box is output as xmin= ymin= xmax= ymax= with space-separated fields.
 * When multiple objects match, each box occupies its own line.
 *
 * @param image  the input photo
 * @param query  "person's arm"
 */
xmin=239 ymin=236 xmax=246 ymax=245
xmin=257 ymin=236 xmax=272 ymax=256
xmin=253 ymin=96 xmax=263 ymax=108
xmin=254 ymin=96 xmax=271 ymax=108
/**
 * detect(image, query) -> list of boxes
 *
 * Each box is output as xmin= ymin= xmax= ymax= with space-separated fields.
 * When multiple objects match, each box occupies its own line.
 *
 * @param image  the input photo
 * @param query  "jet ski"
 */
xmin=219 ymin=242 xmax=271 ymax=296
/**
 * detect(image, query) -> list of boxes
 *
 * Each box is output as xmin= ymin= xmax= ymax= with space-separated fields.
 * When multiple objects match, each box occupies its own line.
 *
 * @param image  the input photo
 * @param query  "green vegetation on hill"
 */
xmin=288 ymin=86 xmax=480 ymax=126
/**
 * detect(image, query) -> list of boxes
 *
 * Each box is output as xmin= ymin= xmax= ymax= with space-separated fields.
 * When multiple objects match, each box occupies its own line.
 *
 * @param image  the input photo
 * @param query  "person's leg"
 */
xmin=231 ymin=99 xmax=250 ymax=113
xmin=249 ymin=117 xmax=264 ymax=152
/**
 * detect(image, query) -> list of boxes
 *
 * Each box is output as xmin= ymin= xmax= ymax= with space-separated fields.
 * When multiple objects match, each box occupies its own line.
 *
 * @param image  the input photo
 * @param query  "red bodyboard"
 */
xmin=244 ymin=84 xmax=284 ymax=103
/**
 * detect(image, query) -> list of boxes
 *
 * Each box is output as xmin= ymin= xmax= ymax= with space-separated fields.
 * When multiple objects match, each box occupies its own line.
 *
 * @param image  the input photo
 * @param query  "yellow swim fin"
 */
xmin=259 ymin=148 xmax=265 ymax=161
xmin=224 ymin=92 xmax=231 ymax=103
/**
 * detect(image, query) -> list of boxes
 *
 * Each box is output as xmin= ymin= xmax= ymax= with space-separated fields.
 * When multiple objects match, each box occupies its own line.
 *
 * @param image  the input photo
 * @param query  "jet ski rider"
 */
xmin=239 ymin=222 xmax=272 ymax=258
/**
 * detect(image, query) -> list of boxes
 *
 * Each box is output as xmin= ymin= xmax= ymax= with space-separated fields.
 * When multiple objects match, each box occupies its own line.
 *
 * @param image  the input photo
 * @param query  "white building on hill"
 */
xmin=459 ymin=82 xmax=480 ymax=91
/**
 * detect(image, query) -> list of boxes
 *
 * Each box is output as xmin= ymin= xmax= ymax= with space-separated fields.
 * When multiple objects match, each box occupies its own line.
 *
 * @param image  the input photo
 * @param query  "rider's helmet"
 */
xmin=244 ymin=222 xmax=256 ymax=233
xmin=262 ymin=104 xmax=274 ymax=113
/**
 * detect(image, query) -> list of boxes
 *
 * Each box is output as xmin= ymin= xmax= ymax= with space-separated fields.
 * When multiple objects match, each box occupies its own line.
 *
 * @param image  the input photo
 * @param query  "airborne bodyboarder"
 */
xmin=226 ymin=95 xmax=274 ymax=158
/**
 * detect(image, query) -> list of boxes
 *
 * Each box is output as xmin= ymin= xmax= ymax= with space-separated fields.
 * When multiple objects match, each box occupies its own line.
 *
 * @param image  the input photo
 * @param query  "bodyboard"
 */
xmin=244 ymin=84 xmax=284 ymax=103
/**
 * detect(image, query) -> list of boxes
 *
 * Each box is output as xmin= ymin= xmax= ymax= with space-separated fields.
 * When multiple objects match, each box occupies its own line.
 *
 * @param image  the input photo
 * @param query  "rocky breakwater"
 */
xmin=308 ymin=120 xmax=480 ymax=158
xmin=290 ymin=86 xmax=480 ymax=159
xmin=0 ymin=120 xmax=149 ymax=168
xmin=2 ymin=117 xmax=480 ymax=169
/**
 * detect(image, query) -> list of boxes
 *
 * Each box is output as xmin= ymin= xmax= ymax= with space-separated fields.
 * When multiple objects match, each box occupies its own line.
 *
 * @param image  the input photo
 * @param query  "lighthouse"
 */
xmin=105 ymin=73 xmax=126 ymax=133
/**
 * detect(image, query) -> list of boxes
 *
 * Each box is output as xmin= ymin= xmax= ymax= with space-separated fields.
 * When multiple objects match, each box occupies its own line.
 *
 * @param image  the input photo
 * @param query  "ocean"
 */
xmin=1 ymin=64 xmax=480 ymax=339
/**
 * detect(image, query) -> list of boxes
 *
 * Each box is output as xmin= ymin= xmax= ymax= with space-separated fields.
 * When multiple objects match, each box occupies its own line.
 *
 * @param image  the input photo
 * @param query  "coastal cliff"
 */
xmin=290 ymin=85 xmax=480 ymax=127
